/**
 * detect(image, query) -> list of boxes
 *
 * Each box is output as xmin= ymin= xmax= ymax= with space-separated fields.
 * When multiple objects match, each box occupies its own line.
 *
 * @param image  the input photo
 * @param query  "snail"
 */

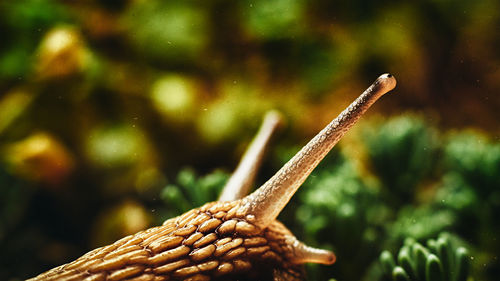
xmin=29 ymin=74 xmax=397 ymax=281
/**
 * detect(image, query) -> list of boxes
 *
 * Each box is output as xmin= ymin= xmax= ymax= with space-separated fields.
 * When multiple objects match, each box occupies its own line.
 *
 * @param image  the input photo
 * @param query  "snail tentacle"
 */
xmin=218 ymin=110 xmax=283 ymax=202
xmin=287 ymin=237 xmax=336 ymax=265
xmin=242 ymin=74 xmax=397 ymax=228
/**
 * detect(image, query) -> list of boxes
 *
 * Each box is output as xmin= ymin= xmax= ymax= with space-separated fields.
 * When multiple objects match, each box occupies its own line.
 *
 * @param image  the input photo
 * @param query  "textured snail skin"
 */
xmin=29 ymin=200 xmax=306 ymax=281
xmin=28 ymin=74 xmax=396 ymax=281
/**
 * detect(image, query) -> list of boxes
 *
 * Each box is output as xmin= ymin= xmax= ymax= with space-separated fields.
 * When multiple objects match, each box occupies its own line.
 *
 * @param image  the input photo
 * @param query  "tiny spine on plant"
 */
xmin=379 ymin=233 xmax=470 ymax=281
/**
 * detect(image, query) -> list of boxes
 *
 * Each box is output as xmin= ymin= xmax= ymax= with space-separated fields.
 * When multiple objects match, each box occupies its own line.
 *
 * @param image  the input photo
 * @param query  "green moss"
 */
xmin=296 ymin=152 xmax=389 ymax=280
xmin=362 ymin=115 xmax=440 ymax=204
xmin=390 ymin=206 xmax=456 ymax=242
xmin=444 ymin=132 xmax=500 ymax=197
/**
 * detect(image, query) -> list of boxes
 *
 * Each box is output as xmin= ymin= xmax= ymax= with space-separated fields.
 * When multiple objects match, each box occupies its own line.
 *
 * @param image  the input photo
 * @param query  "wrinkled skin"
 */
xmin=29 ymin=200 xmax=306 ymax=281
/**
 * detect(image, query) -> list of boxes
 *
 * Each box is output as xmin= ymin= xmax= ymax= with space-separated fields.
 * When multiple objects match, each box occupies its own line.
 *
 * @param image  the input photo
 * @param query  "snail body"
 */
xmin=29 ymin=74 xmax=396 ymax=281
xmin=35 ymin=200 xmax=308 ymax=281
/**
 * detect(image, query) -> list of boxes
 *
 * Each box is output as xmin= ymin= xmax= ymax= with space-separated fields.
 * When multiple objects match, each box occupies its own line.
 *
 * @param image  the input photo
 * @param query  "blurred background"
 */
xmin=0 ymin=0 xmax=499 ymax=280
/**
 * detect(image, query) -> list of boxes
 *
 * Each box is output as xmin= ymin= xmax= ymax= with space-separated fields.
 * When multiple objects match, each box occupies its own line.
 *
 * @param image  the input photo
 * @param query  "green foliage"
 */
xmin=390 ymin=206 xmax=457 ymax=242
xmin=363 ymin=121 xmax=497 ymax=281
xmin=160 ymin=168 xmax=229 ymax=217
xmin=434 ymin=173 xmax=478 ymax=215
xmin=443 ymin=132 xmax=500 ymax=198
xmin=379 ymin=233 xmax=470 ymax=281
xmin=295 ymin=151 xmax=389 ymax=280
xmin=276 ymin=117 xmax=499 ymax=281
xmin=362 ymin=115 xmax=439 ymax=204
xmin=438 ymin=132 xmax=500 ymax=277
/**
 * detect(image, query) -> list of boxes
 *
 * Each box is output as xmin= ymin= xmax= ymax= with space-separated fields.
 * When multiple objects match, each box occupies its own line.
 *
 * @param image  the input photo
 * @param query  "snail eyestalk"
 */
xmin=289 ymin=239 xmax=337 ymax=265
xmin=243 ymin=73 xmax=397 ymax=228
xmin=219 ymin=111 xmax=283 ymax=201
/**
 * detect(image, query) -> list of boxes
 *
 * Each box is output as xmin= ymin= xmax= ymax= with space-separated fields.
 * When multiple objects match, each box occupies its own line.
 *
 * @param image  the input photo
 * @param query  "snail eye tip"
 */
xmin=377 ymin=73 xmax=397 ymax=91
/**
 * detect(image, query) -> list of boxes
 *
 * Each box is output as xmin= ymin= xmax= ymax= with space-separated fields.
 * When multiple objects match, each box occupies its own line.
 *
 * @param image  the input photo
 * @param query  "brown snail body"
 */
xmin=29 ymin=74 xmax=396 ymax=281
